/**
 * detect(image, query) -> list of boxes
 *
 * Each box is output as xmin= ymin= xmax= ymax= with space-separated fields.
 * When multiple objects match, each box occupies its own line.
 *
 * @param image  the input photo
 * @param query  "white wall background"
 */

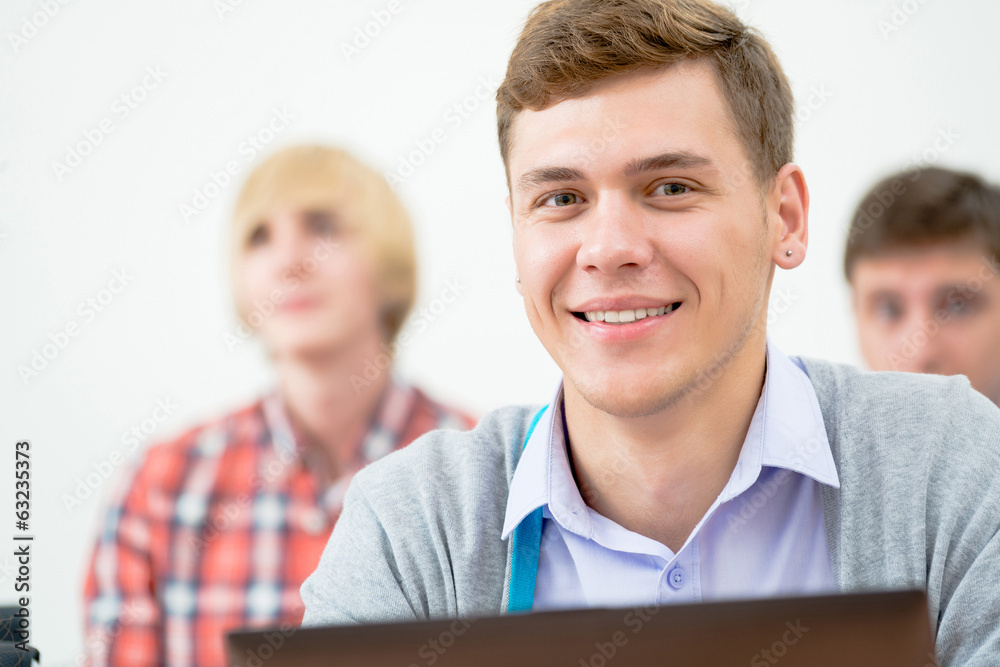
xmin=1 ymin=0 xmax=998 ymax=660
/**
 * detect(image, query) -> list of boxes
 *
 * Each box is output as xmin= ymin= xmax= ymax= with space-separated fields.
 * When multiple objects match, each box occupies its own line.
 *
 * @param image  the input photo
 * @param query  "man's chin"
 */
xmin=266 ymin=330 xmax=350 ymax=359
xmin=570 ymin=373 xmax=696 ymax=420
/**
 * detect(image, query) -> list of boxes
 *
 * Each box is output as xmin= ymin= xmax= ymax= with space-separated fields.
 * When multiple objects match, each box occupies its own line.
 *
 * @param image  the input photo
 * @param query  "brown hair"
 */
xmin=230 ymin=145 xmax=417 ymax=343
xmin=844 ymin=167 xmax=1000 ymax=280
xmin=496 ymin=0 xmax=795 ymax=189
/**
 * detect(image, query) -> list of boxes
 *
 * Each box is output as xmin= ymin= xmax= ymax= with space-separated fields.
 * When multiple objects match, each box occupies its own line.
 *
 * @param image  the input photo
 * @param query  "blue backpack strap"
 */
xmin=507 ymin=405 xmax=549 ymax=613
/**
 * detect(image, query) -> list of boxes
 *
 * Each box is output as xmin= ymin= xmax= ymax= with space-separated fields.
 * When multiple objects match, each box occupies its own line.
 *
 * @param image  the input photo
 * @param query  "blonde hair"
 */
xmin=229 ymin=145 xmax=416 ymax=343
xmin=497 ymin=0 xmax=794 ymax=190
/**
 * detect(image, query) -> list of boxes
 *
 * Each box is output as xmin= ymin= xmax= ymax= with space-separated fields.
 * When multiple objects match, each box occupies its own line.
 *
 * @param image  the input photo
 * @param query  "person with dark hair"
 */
xmin=845 ymin=166 xmax=1000 ymax=405
xmin=302 ymin=2 xmax=1000 ymax=663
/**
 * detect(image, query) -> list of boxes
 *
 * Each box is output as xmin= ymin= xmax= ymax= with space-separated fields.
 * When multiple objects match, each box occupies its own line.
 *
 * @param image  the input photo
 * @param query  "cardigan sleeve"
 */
xmin=928 ymin=384 xmax=1000 ymax=666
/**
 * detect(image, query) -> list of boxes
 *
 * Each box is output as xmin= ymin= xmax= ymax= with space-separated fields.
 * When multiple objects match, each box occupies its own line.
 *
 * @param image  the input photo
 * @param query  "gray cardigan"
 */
xmin=302 ymin=358 xmax=1000 ymax=665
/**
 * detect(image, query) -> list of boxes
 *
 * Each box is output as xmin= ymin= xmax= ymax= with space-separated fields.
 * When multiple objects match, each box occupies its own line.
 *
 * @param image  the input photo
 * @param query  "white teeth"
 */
xmin=582 ymin=305 xmax=677 ymax=324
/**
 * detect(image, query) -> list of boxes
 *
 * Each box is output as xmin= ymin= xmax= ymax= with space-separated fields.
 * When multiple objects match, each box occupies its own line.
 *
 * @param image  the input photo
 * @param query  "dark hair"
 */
xmin=496 ymin=0 xmax=795 ymax=190
xmin=844 ymin=167 xmax=1000 ymax=280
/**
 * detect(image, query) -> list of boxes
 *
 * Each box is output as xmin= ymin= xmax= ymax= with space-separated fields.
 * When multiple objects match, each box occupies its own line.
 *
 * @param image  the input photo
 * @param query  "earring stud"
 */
xmin=785 ymin=250 xmax=793 ymax=256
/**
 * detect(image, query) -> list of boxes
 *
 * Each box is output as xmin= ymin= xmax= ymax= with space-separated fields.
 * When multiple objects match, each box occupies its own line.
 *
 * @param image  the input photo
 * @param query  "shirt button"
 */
xmin=667 ymin=567 xmax=685 ymax=590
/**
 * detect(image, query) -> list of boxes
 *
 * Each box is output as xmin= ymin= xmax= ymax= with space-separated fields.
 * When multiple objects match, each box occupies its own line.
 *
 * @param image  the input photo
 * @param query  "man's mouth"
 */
xmin=572 ymin=302 xmax=682 ymax=324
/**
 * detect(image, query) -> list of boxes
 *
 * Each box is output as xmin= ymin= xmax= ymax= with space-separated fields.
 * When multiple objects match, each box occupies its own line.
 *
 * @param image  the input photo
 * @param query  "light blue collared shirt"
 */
xmin=501 ymin=342 xmax=841 ymax=610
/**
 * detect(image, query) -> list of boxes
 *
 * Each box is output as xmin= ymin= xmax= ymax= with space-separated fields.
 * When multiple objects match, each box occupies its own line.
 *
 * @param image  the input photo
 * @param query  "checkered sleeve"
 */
xmin=83 ymin=454 xmax=164 ymax=667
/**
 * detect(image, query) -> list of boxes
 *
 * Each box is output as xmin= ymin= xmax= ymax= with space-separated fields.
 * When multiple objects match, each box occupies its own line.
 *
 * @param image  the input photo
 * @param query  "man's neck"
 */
xmin=271 ymin=334 xmax=392 ymax=481
xmin=563 ymin=341 xmax=767 ymax=553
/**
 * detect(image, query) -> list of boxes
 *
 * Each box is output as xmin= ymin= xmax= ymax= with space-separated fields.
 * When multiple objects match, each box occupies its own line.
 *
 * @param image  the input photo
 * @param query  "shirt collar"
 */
xmin=502 ymin=381 xmax=569 ymax=540
xmin=261 ymin=390 xmax=299 ymax=460
xmin=261 ymin=374 xmax=417 ymax=512
xmin=719 ymin=341 xmax=840 ymax=504
xmin=261 ymin=374 xmax=416 ymax=463
xmin=501 ymin=339 xmax=840 ymax=541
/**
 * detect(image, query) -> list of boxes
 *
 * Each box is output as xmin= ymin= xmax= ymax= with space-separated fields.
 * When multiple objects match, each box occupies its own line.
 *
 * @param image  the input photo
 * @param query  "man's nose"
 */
xmin=576 ymin=193 xmax=654 ymax=274
xmin=893 ymin=309 xmax=944 ymax=375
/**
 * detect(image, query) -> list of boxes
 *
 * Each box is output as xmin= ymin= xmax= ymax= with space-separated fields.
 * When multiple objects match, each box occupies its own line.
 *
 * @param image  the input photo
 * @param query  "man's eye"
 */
xmin=247 ymin=224 xmax=269 ymax=247
xmin=545 ymin=193 xmax=579 ymax=207
xmin=305 ymin=210 xmax=338 ymax=235
xmin=947 ymin=298 xmax=968 ymax=314
xmin=943 ymin=291 xmax=977 ymax=316
xmin=874 ymin=301 xmax=902 ymax=322
xmin=658 ymin=183 xmax=688 ymax=196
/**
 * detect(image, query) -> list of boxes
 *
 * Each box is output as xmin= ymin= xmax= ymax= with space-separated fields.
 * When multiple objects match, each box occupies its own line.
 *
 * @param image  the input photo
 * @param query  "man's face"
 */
xmin=851 ymin=241 xmax=1000 ymax=404
xmin=236 ymin=206 xmax=383 ymax=358
xmin=506 ymin=60 xmax=799 ymax=418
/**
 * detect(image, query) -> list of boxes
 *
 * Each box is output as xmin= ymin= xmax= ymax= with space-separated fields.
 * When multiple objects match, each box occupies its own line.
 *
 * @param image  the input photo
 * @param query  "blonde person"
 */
xmin=83 ymin=145 xmax=475 ymax=666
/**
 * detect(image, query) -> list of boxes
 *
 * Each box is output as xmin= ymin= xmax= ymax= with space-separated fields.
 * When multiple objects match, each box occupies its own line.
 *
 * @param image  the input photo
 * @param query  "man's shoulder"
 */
xmin=350 ymin=404 xmax=545 ymax=505
xmin=127 ymin=398 xmax=267 ymax=489
xmin=149 ymin=398 xmax=260 ymax=451
xmin=798 ymin=356 xmax=999 ymax=419
xmin=798 ymin=356 xmax=1000 ymax=470
xmin=407 ymin=385 xmax=478 ymax=432
xmin=303 ymin=406 xmax=540 ymax=625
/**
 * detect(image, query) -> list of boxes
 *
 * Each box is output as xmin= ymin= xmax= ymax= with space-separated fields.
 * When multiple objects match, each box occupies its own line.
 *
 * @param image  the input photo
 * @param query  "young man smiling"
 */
xmin=303 ymin=1 xmax=1000 ymax=662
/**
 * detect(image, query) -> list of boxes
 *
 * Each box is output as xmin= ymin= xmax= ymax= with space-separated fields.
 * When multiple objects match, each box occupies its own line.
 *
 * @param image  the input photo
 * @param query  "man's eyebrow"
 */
xmin=514 ymin=152 xmax=714 ymax=194
xmin=623 ymin=152 xmax=714 ymax=177
xmin=865 ymin=289 xmax=902 ymax=304
xmin=515 ymin=166 xmax=586 ymax=193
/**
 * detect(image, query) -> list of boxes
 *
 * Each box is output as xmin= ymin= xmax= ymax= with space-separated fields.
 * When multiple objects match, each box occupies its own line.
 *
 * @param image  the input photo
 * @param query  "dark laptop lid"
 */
xmin=227 ymin=590 xmax=935 ymax=667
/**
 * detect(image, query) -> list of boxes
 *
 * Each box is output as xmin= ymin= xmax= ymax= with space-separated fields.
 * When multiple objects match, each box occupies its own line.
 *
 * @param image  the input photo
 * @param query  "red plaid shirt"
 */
xmin=83 ymin=379 xmax=474 ymax=667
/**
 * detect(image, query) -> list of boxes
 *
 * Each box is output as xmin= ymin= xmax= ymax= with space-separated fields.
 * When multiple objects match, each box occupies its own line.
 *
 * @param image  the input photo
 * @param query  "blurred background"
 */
xmin=1 ymin=0 xmax=998 ymax=661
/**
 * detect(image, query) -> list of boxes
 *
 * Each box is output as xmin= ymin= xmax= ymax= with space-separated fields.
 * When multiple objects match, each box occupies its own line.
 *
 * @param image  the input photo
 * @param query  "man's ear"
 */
xmin=770 ymin=163 xmax=809 ymax=270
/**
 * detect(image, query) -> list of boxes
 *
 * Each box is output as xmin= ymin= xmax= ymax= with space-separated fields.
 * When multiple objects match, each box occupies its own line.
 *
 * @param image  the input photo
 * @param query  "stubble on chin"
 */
xmin=567 ymin=296 xmax=765 ymax=420
xmin=569 ymin=343 xmax=735 ymax=420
